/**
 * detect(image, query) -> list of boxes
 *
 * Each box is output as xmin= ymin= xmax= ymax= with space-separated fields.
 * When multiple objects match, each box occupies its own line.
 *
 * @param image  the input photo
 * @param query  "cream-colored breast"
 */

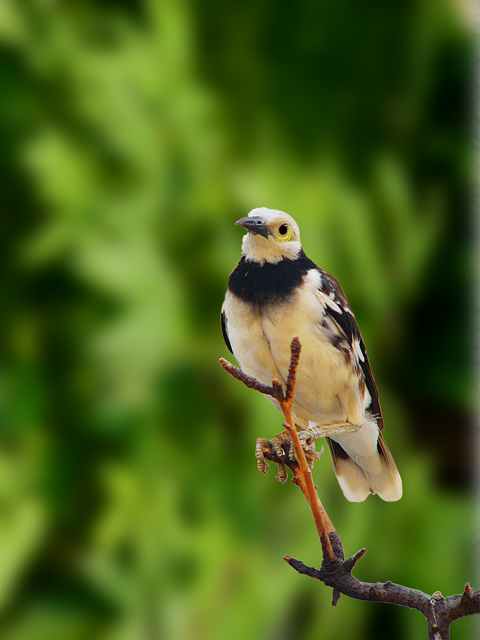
xmin=222 ymin=291 xmax=283 ymax=386
xmin=260 ymin=270 xmax=365 ymax=426
xmin=223 ymin=270 xmax=366 ymax=428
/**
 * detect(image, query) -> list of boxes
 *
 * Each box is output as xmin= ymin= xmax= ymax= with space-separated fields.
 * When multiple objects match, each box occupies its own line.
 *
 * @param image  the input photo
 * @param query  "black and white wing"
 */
xmin=317 ymin=268 xmax=401 ymax=501
xmin=317 ymin=268 xmax=383 ymax=430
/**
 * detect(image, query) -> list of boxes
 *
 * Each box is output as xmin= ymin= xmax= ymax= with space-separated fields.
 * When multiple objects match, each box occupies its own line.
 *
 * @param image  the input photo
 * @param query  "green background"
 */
xmin=0 ymin=1 xmax=476 ymax=639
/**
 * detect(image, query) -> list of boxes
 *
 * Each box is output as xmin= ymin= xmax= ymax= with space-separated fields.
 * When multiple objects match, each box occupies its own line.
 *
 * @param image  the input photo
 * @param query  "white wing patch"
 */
xmin=352 ymin=338 xmax=365 ymax=364
xmin=324 ymin=295 xmax=342 ymax=314
xmin=316 ymin=288 xmax=340 ymax=314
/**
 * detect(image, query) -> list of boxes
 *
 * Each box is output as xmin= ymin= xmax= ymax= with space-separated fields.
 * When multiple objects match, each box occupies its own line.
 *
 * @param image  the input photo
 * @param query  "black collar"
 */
xmin=228 ymin=249 xmax=317 ymax=305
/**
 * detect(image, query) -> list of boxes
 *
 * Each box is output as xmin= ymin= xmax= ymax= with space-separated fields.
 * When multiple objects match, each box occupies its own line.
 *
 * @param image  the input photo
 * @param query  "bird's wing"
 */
xmin=317 ymin=269 xmax=384 ymax=430
xmin=221 ymin=309 xmax=234 ymax=354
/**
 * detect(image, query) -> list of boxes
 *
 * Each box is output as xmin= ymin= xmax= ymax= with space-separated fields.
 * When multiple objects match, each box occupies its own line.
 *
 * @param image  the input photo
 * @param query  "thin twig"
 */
xmin=280 ymin=341 xmax=335 ymax=560
xmin=219 ymin=359 xmax=284 ymax=399
xmin=221 ymin=338 xmax=335 ymax=559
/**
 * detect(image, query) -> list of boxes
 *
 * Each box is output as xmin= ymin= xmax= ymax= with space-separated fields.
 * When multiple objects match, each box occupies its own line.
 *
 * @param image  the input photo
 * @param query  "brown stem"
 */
xmin=221 ymin=338 xmax=336 ymax=559
xmin=281 ymin=411 xmax=335 ymax=560
xmin=281 ymin=339 xmax=335 ymax=558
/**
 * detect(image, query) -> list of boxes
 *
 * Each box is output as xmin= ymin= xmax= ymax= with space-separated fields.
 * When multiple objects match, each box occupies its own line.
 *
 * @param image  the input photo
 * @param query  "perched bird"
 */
xmin=221 ymin=207 xmax=402 ymax=502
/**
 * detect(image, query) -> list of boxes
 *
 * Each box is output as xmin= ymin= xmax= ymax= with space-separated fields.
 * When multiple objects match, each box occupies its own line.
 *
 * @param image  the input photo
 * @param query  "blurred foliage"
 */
xmin=0 ymin=1 xmax=476 ymax=639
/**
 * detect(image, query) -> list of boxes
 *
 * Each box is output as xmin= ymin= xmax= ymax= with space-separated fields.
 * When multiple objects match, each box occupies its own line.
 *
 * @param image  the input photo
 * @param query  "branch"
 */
xmin=221 ymin=337 xmax=335 ymax=560
xmin=285 ymin=546 xmax=480 ymax=639
xmin=219 ymin=339 xmax=480 ymax=638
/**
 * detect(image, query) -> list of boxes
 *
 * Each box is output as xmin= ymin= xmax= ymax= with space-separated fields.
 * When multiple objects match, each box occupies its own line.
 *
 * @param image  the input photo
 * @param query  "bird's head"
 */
xmin=236 ymin=207 xmax=302 ymax=264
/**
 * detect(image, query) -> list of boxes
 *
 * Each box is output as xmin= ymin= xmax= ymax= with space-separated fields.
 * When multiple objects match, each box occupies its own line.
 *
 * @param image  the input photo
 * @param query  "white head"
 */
xmin=236 ymin=207 xmax=302 ymax=264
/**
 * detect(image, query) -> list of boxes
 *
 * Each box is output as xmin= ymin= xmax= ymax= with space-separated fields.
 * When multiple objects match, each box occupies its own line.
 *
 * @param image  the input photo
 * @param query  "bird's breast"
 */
xmin=223 ymin=270 xmax=365 ymax=426
xmin=223 ymin=293 xmax=281 ymax=385
xmin=260 ymin=293 xmax=356 ymax=422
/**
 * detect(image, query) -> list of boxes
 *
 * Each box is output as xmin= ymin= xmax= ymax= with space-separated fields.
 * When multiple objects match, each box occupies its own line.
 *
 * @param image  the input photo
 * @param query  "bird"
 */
xmin=221 ymin=207 xmax=402 ymax=502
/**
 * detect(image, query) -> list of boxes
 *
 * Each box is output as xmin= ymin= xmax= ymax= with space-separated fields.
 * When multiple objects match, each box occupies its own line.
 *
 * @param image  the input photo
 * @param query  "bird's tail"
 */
xmin=326 ymin=420 xmax=402 ymax=502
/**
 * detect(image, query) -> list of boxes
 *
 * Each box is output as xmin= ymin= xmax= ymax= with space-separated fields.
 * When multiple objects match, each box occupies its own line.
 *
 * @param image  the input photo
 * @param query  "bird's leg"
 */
xmin=296 ymin=429 xmax=324 ymax=467
xmin=255 ymin=436 xmax=288 ymax=482
xmin=271 ymin=430 xmax=292 ymax=458
xmin=256 ymin=427 xmax=324 ymax=482
xmin=306 ymin=421 xmax=361 ymax=442
xmin=277 ymin=429 xmax=322 ymax=464
xmin=255 ymin=437 xmax=272 ymax=475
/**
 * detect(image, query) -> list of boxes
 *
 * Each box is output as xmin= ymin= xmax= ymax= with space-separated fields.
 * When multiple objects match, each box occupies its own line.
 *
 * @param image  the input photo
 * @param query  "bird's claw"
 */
xmin=255 ymin=438 xmax=270 ymax=475
xmin=275 ymin=461 xmax=288 ymax=483
xmin=255 ymin=429 xmax=324 ymax=482
xmin=297 ymin=430 xmax=324 ymax=467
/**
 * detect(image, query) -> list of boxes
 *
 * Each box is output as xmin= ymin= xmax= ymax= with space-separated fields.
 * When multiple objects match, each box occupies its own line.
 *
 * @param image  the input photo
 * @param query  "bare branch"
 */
xmin=219 ymin=358 xmax=284 ymax=400
xmin=221 ymin=341 xmax=336 ymax=560
xmin=284 ymin=336 xmax=302 ymax=402
xmin=284 ymin=537 xmax=480 ymax=639
xmin=219 ymin=340 xmax=480 ymax=638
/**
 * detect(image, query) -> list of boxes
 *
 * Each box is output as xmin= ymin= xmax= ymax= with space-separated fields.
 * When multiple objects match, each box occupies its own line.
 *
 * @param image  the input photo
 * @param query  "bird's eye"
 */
xmin=279 ymin=224 xmax=288 ymax=235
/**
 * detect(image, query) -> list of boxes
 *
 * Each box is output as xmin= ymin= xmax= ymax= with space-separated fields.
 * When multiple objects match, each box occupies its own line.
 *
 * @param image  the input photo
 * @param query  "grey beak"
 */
xmin=235 ymin=216 xmax=270 ymax=239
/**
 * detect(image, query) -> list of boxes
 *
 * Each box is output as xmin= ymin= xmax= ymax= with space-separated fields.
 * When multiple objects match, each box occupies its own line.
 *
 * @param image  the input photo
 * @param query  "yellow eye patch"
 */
xmin=274 ymin=223 xmax=295 ymax=242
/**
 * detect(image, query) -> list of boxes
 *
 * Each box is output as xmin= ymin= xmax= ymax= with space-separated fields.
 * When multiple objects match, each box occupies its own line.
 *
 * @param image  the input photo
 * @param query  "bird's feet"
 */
xmin=255 ymin=429 xmax=324 ymax=483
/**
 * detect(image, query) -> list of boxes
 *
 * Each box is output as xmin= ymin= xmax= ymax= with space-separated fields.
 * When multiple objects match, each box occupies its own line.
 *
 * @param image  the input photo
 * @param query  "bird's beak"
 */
xmin=235 ymin=216 xmax=271 ymax=239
